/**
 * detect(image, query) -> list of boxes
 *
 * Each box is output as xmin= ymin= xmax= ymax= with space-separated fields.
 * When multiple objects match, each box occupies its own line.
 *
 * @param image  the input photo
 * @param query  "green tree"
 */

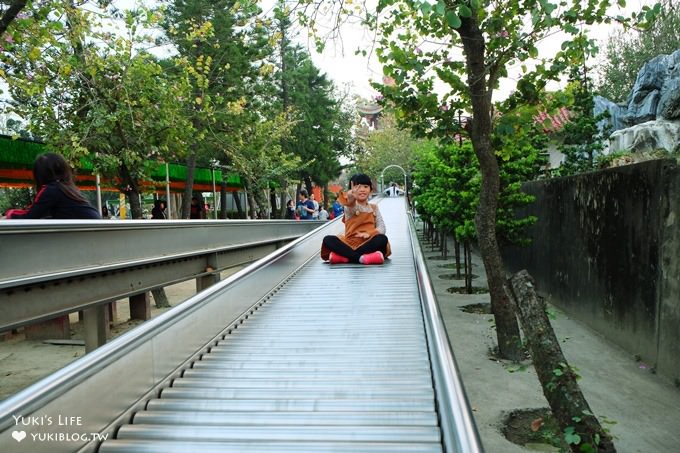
xmin=289 ymin=1 xmax=655 ymax=447
xmin=492 ymin=102 xmax=548 ymax=246
xmin=0 ymin=1 xmax=64 ymax=53
xmin=272 ymin=5 xmax=351 ymax=199
xmin=412 ymin=110 xmax=543 ymax=287
xmin=414 ymin=141 xmax=479 ymax=240
xmin=160 ymin=0 xmax=274 ymax=218
xmin=0 ymin=1 xmax=27 ymax=36
xmin=365 ymin=0 xmax=657 ymax=363
xmin=227 ymin=112 xmax=301 ymax=219
xmin=280 ymin=46 xmax=344 ymax=193
xmin=1 ymin=5 xmax=193 ymax=218
xmin=558 ymin=65 xmax=610 ymax=175
xmin=596 ymin=0 xmax=680 ymax=103
xmin=0 ymin=187 xmax=33 ymax=214
xmin=354 ymin=106 xmax=421 ymax=187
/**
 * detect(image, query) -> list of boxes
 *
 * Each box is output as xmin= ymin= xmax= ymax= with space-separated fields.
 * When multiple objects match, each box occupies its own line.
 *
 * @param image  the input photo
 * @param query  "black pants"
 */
xmin=322 ymin=234 xmax=389 ymax=263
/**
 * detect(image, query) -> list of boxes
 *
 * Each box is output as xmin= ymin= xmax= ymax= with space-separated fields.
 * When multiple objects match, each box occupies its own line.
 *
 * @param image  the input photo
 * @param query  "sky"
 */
xmin=302 ymin=0 xmax=658 ymax=102
xmin=1 ymin=0 xmax=659 ymax=111
xmin=106 ymin=0 xmax=658 ymax=102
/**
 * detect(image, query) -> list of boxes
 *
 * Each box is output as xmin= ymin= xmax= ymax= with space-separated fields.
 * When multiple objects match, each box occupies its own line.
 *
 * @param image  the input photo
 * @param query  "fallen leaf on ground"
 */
xmin=531 ymin=417 xmax=543 ymax=432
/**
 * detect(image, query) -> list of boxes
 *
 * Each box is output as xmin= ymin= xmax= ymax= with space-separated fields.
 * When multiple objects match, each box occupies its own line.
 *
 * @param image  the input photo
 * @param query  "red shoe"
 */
xmin=359 ymin=251 xmax=384 ymax=265
xmin=329 ymin=252 xmax=350 ymax=264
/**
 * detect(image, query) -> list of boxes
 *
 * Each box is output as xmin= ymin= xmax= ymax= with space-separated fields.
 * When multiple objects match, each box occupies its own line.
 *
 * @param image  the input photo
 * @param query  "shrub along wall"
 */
xmin=503 ymin=159 xmax=680 ymax=382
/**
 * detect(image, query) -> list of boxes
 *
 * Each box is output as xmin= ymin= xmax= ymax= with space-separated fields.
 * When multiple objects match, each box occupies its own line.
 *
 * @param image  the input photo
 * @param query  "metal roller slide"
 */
xmin=97 ymin=197 xmax=480 ymax=452
xmin=0 ymin=197 xmax=481 ymax=452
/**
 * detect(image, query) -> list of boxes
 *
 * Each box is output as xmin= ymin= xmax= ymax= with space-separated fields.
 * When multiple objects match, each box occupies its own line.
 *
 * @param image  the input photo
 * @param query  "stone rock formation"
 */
xmin=609 ymin=119 xmax=680 ymax=154
xmin=603 ymin=49 xmax=680 ymax=154
xmin=594 ymin=96 xmax=627 ymax=132
xmin=657 ymin=77 xmax=680 ymax=120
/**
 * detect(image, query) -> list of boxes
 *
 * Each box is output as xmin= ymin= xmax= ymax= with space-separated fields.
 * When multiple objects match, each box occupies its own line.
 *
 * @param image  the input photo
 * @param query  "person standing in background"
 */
xmin=297 ymin=190 xmax=315 ymax=220
xmin=151 ymin=200 xmax=167 ymax=219
xmin=285 ymin=199 xmax=296 ymax=219
xmin=190 ymin=196 xmax=205 ymax=219
xmin=332 ymin=196 xmax=344 ymax=219
xmin=318 ymin=205 xmax=329 ymax=221
xmin=310 ymin=193 xmax=320 ymax=220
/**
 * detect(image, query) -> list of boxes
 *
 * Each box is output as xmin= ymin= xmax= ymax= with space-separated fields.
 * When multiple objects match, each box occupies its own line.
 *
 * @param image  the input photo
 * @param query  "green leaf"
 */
xmin=553 ymin=368 xmax=563 ymax=376
xmin=435 ymin=1 xmax=446 ymax=16
xmin=458 ymin=4 xmax=472 ymax=18
xmin=420 ymin=2 xmax=432 ymax=15
xmin=470 ymin=0 xmax=481 ymax=8
xmin=446 ymin=11 xmax=461 ymax=28
xmin=496 ymin=122 xmax=513 ymax=135
xmin=580 ymin=443 xmax=596 ymax=453
xmin=617 ymin=0 xmax=626 ymax=7
xmin=645 ymin=8 xmax=655 ymax=22
xmin=528 ymin=46 xmax=538 ymax=58
xmin=564 ymin=23 xmax=579 ymax=34
xmin=564 ymin=426 xmax=581 ymax=445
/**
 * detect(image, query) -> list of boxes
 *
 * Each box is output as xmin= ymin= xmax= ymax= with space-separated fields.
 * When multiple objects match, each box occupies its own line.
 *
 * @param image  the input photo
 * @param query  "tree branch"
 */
xmin=0 ymin=0 xmax=27 ymax=36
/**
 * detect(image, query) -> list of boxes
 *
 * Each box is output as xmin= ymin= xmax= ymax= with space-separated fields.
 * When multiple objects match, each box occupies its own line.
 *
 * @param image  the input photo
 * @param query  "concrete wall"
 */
xmin=504 ymin=159 xmax=680 ymax=382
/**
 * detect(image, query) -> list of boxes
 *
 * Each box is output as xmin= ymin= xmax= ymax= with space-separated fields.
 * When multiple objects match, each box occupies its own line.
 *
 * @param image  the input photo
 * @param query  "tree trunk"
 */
xmin=465 ymin=241 xmax=473 ymax=294
xmin=454 ymin=237 xmax=461 ymax=279
xmin=439 ymin=227 xmax=446 ymax=259
xmin=431 ymin=226 xmax=438 ymax=252
xmin=181 ymin=153 xmax=197 ymax=219
xmin=220 ymin=181 xmax=228 ymax=219
xmin=0 ymin=1 xmax=27 ymax=36
xmin=128 ymin=189 xmax=142 ymax=219
xmin=151 ymin=288 xmax=170 ymax=309
xmin=254 ymin=188 xmax=269 ymax=219
xmin=509 ymin=270 xmax=616 ymax=452
xmin=278 ymin=180 xmax=289 ymax=219
xmin=269 ymin=187 xmax=278 ymax=219
xmin=232 ymin=191 xmax=243 ymax=218
xmin=304 ymin=176 xmax=313 ymax=196
xmin=119 ymin=164 xmax=143 ymax=219
xmin=322 ymin=184 xmax=329 ymax=209
xmin=462 ymin=241 xmax=470 ymax=293
xmin=460 ymin=16 xmax=522 ymax=361
xmin=171 ymin=193 xmax=181 ymax=220
xmin=247 ymin=192 xmax=257 ymax=219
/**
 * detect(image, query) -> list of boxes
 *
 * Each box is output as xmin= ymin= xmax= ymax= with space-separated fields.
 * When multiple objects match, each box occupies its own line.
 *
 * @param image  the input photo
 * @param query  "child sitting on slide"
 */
xmin=320 ymin=173 xmax=391 ymax=265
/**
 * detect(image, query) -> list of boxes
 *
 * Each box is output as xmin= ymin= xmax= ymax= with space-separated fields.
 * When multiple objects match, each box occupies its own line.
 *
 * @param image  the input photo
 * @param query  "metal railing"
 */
xmin=408 ymin=211 xmax=484 ymax=452
xmin=0 ymin=219 xmax=322 ymax=334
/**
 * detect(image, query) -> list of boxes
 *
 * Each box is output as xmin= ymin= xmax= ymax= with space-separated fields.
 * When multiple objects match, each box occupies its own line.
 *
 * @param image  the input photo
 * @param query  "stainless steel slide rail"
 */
xmin=0 ymin=220 xmax=322 ymax=288
xmin=0 ymin=220 xmax=321 ymax=332
xmin=0 ymin=218 xmax=339 ymax=452
xmin=408 ymin=212 xmax=483 ymax=452
xmin=0 ymin=198 xmax=483 ymax=452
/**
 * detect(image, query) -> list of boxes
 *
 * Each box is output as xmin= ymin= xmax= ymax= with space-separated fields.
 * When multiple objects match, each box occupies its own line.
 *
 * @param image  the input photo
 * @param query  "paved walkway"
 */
xmin=420 ymin=228 xmax=680 ymax=452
